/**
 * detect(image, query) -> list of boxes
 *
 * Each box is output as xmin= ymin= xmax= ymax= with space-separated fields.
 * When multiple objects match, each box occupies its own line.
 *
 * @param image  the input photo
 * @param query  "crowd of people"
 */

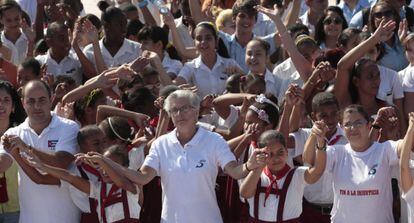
xmin=0 ymin=0 xmax=414 ymax=222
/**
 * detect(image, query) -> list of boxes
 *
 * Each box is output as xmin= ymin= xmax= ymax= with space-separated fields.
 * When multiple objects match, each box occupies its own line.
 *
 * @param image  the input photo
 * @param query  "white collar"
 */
xmin=99 ymin=38 xmax=135 ymax=59
xmin=193 ymin=54 xmax=225 ymax=71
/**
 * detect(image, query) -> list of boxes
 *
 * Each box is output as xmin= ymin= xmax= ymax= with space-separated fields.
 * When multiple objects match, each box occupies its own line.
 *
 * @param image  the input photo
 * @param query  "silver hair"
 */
xmin=258 ymin=130 xmax=286 ymax=148
xmin=164 ymin=90 xmax=201 ymax=115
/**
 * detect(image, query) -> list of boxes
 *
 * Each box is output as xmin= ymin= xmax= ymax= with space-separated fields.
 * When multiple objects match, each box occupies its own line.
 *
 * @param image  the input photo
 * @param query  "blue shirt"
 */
xmin=218 ymin=31 xmax=277 ymax=72
xmin=379 ymin=35 xmax=409 ymax=72
xmin=338 ymin=0 xmax=370 ymax=23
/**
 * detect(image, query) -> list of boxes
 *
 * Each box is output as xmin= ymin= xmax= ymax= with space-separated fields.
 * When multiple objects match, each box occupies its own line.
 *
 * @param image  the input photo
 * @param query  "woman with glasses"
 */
xmin=369 ymin=1 xmax=408 ymax=71
xmin=303 ymin=104 xmax=411 ymax=223
xmin=314 ymin=6 xmax=348 ymax=50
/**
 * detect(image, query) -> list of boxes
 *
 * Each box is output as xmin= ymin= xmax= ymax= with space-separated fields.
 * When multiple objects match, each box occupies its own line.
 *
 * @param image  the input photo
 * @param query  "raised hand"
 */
xmin=161 ymin=11 xmax=175 ymax=27
xmin=311 ymin=121 xmax=329 ymax=142
xmin=373 ymin=20 xmax=396 ymax=42
xmin=254 ymin=4 xmax=283 ymax=22
xmin=285 ymin=84 xmax=303 ymax=107
xmin=247 ymin=147 xmax=269 ymax=170
xmin=21 ymin=19 xmax=35 ymax=44
xmin=398 ymin=19 xmax=408 ymax=43
xmin=374 ymin=106 xmax=398 ymax=129
xmin=408 ymin=112 xmax=414 ymax=130
xmin=82 ymin=19 xmax=99 ymax=45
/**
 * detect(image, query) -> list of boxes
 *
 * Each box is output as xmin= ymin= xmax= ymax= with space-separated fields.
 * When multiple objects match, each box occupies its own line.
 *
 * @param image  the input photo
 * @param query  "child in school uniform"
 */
xmin=24 ymin=145 xmax=141 ymax=223
xmin=400 ymin=112 xmax=414 ymax=223
xmin=239 ymin=130 xmax=326 ymax=223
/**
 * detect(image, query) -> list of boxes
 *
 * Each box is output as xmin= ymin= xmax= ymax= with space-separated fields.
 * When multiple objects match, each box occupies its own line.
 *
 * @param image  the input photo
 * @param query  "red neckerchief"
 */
xmin=100 ymin=183 xmax=122 ymax=223
xmin=251 ymin=141 xmax=258 ymax=149
xmin=328 ymin=135 xmax=342 ymax=146
xmin=262 ymin=164 xmax=291 ymax=206
xmin=81 ymin=163 xmax=101 ymax=181
xmin=149 ymin=116 xmax=159 ymax=128
xmin=126 ymin=144 xmax=134 ymax=152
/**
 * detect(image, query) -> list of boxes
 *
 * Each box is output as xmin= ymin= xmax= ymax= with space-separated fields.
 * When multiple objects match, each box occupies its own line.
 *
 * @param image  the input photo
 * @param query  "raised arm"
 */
xmin=72 ymin=20 xmax=98 ymax=79
xmin=96 ymin=105 xmax=149 ymax=127
xmin=278 ymin=84 xmax=302 ymax=146
xmin=303 ymin=122 xmax=327 ymax=184
xmin=256 ymin=5 xmax=313 ymax=81
xmin=335 ymin=20 xmax=396 ymax=108
xmin=303 ymin=120 xmax=329 ymax=167
xmin=213 ymin=93 xmax=255 ymax=119
xmin=162 ymin=12 xmax=198 ymax=60
xmin=136 ymin=0 xmax=158 ymax=26
xmin=400 ymin=112 xmax=414 ymax=193
xmin=188 ymin=0 xmax=211 ymax=25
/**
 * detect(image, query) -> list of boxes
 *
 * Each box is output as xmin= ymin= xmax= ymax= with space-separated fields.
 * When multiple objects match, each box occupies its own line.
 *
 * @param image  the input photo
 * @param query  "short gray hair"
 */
xmin=164 ymin=90 xmax=201 ymax=114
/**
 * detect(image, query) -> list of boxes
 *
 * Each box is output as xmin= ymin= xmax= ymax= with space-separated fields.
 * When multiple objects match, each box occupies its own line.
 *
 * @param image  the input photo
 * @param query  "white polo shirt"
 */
xmin=299 ymin=11 xmax=316 ymax=36
xmin=245 ymin=167 xmax=308 ymax=221
xmin=143 ymin=126 xmax=236 ymax=223
xmin=291 ymin=126 xmax=348 ymax=204
xmin=377 ymin=65 xmax=404 ymax=105
xmin=162 ymin=53 xmax=183 ymax=78
xmin=272 ymin=58 xmax=304 ymax=106
xmin=400 ymin=65 xmax=414 ymax=92
xmin=253 ymin=13 xmax=276 ymax=37
xmin=0 ymin=113 xmax=81 ymax=223
xmin=83 ymin=38 xmax=141 ymax=68
xmin=327 ymin=141 xmax=399 ymax=223
xmin=89 ymin=182 xmax=141 ymax=223
xmin=1 ymin=31 xmax=28 ymax=65
xmin=36 ymin=51 xmax=83 ymax=85
xmin=178 ymin=54 xmax=240 ymax=98
xmin=263 ymin=69 xmax=278 ymax=98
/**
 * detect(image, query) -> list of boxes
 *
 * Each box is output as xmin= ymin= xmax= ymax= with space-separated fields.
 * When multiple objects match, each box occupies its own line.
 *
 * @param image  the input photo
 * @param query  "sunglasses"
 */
xmin=323 ymin=17 xmax=343 ymax=25
xmin=373 ymin=10 xmax=394 ymax=19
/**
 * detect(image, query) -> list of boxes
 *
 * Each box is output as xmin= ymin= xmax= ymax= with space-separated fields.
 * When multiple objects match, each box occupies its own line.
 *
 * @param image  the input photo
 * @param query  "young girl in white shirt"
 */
xmin=400 ymin=112 xmax=414 ymax=223
xmin=24 ymin=145 xmax=141 ymax=223
xmin=239 ymin=130 xmax=326 ymax=222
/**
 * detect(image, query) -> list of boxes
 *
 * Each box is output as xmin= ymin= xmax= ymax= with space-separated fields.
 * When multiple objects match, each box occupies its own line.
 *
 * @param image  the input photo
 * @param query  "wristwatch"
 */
xmin=316 ymin=143 xmax=327 ymax=151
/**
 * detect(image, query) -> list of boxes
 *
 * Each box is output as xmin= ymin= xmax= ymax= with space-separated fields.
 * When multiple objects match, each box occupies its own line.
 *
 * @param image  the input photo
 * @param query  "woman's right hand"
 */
xmin=311 ymin=121 xmax=329 ymax=145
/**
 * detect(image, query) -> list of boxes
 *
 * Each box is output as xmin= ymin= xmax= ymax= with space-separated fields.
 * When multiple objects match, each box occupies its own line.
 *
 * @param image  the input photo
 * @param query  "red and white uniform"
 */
xmin=327 ymin=140 xmax=399 ymax=223
xmin=245 ymin=166 xmax=308 ymax=222
xmin=403 ymin=185 xmax=414 ymax=223
xmin=89 ymin=181 xmax=141 ymax=223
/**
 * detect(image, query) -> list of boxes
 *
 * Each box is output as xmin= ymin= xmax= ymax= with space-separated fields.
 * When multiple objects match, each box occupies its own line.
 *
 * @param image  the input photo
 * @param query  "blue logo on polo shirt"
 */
xmin=368 ymin=164 xmax=378 ymax=175
xmin=196 ymin=159 xmax=206 ymax=168
xmin=48 ymin=140 xmax=58 ymax=150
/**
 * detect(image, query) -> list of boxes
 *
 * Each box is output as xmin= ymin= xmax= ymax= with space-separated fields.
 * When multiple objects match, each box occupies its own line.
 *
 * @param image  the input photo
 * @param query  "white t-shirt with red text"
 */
xmin=326 ymin=140 xmax=399 ymax=223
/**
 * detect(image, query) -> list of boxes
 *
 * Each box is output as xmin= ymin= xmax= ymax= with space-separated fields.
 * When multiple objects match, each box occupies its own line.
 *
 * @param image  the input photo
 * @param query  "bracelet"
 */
xmin=245 ymin=162 xmax=252 ymax=172
xmin=316 ymin=143 xmax=327 ymax=151
xmin=138 ymin=0 xmax=148 ymax=8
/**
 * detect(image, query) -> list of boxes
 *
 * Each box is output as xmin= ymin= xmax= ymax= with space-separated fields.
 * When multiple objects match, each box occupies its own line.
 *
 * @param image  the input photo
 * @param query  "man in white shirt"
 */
xmin=0 ymin=80 xmax=80 ymax=223
xmin=299 ymin=0 xmax=328 ymax=36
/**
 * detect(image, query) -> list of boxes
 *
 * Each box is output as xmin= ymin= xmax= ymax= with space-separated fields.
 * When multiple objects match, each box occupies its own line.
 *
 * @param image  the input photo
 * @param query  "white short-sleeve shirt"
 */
xmin=291 ymin=127 xmax=348 ymax=204
xmin=142 ymin=127 xmax=236 ymax=223
xmin=272 ymin=58 xmax=304 ymax=106
xmin=245 ymin=167 xmax=308 ymax=221
xmin=36 ymin=51 xmax=83 ymax=85
xmin=377 ymin=65 xmax=404 ymax=104
xmin=0 ymin=113 xmax=81 ymax=223
xmin=326 ymin=140 xmax=399 ymax=223
xmin=129 ymin=145 xmax=145 ymax=171
xmin=89 ymin=181 xmax=141 ymax=222
xmin=253 ymin=13 xmax=277 ymax=37
xmin=178 ymin=55 xmax=240 ymax=98
xmin=83 ymin=38 xmax=141 ymax=68
xmin=162 ymin=53 xmax=183 ymax=78
xmin=400 ymin=65 xmax=414 ymax=92
xmin=1 ymin=31 xmax=28 ymax=65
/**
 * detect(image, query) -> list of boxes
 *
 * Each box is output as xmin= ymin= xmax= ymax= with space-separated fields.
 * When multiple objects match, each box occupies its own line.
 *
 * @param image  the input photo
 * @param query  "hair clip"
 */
xmin=249 ymin=105 xmax=270 ymax=124
xmin=255 ymin=94 xmax=278 ymax=109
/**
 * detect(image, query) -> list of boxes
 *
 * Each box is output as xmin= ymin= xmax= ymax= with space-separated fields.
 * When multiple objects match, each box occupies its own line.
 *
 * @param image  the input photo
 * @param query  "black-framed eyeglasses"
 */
xmin=323 ymin=17 xmax=343 ymax=25
xmin=343 ymin=119 xmax=368 ymax=129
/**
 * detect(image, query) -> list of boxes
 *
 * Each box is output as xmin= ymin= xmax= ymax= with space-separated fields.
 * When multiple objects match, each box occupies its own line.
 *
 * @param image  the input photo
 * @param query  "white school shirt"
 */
xmin=253 ymin=13 xmax=276 ymax=37
xmin=377 ymin=65 xmax=404 ymax=104
xmin=61 ymin=164 xmax=101 ymax=213
xmin=1 ymin=31 xmax=28 ymax=65
xmin=262 ymin=69 xmax=279 ymax=99
xmin=89 ymin=181 xmax=141 ymax=222
xmin=162 ymin=53 xmax=183 ymax=78
xmin=403 ymin=185 xmax=414 ymax=223
xmin=178 ymin=54 xmax=239 ymax=98
xmin=299 ymin=11 xmax=316 ymax=36
xmin=0 ymin=113 xmax=81 ymax=223
xmin=400 ymin=65 xmax=414 ymax=92
xmin=245 ymin=167 xmax=308 ymax=221
xmin=36 ymin=51 xmax=83 ymax=85
xmin=291 ymin=126 xmax=348 ymax=204
xmin=326 ymin=140 xmax=399 ymax=223
xmin=272 ymin=58 xmax=304 ymax=106
xmin=83 ymin=38 xmax=141 ymax=68
xmin=143 ymin=127 xmax=236 ymax=223
xmin=129 ymin=145 xmax=145 ymax=171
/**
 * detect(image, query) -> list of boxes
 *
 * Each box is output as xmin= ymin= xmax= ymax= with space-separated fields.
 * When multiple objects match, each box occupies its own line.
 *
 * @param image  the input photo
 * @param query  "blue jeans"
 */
xmin=0 ymin=212 xmax=19 ymax=223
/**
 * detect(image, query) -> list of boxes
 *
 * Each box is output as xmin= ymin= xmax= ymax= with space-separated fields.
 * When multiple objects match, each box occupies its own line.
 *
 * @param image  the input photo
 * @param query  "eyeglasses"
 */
xmin=169 ymin=105 xmax=194 ymax=116
xmin=373 ymin=10 xmax=394 ymax=19
xmin=323 ymin=17 xmax=343 ymax=25
xmin=343 ymin=119 xmax=368 ymax=129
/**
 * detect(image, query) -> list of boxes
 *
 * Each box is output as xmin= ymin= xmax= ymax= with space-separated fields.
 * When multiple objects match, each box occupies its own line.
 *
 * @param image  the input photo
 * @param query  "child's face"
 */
xmin=1 ymin=7 xmax=21 ymax=32
xmin=405 ymin=39 xmax=414 ymax=64
xmin=47 ymin=28 xmax=71 ymax=56
xmin=244 ymin=110 xmax=270 ymax=139
xmin=194 ymin=26 xmax=217 ymax=55
xmin=17 ymin=67 xmax=38 ymax=88
xmin=80 ymin=132 xmax=105 ymax=154
xmin=233 ymin=12 xmax=256 ymax=33
xmin=140 ymin=39 xmax=162 ymax=54
xmin=313 ymin=104 xmax=339 ymax=135
xmin=264 ymin=140 xmax=288 ymax=169
xmin=246 ymin=41 xmax=267 ymax=74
